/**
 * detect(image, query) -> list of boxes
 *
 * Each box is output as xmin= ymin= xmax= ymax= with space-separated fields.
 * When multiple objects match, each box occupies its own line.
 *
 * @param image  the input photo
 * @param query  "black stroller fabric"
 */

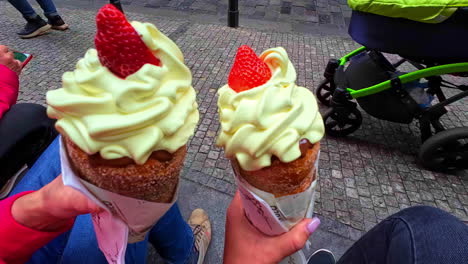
xmin=349 ymin=8 xmax=468 ymax=63
xmin=344 ymin=51 xmax=418 ymax=123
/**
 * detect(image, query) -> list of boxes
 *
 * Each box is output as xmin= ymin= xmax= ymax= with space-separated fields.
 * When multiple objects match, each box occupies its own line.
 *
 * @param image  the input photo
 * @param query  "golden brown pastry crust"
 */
xmin=64 ymin=137 xmax=185 ymax=203
xmin=232 ymin=142 xmax=319 ymax=197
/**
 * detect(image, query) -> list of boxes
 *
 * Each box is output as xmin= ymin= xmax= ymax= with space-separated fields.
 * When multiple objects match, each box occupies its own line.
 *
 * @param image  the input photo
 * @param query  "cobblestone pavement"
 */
xmin=51 ymin=0 xmax=350 ymax=34
xmin=1 ymin=0 xmax=467 ymax=249
xmin=134 ymin=0 xmax=352 ymax=30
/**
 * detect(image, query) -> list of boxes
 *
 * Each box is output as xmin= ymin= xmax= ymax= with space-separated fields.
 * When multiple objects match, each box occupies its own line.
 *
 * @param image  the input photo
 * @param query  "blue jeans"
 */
xmin=7 ymin=0 xmax=58 ymax=18
xmin=9 ymin=137 xmax=194 ymax=264
xmin=337 ymin=206 xmax=468 ymax=264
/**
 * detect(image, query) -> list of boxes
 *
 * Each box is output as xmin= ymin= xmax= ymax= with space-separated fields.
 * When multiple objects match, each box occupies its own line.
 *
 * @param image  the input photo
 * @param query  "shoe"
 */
xmin=46 ymin=15 xmax=69 ymax=30
xmin=17 ymin=15 xmax=51 ymax=39
xmin=0 ymin=165 xmax=28 ymax=199
xmin=188 ymin=209 xmax=211 ymax=264
xmin=307 ymin=249 xmax=336 ymax=264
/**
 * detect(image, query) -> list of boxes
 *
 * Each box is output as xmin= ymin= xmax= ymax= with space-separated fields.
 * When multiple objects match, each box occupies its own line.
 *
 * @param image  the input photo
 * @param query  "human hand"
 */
xmin=224 ymin=191 xmax=321 ymax=264
xmin=11 ymin=175 xmax=102 ymax=232
xmin=0 ymin=45 xmax=22 ymax=76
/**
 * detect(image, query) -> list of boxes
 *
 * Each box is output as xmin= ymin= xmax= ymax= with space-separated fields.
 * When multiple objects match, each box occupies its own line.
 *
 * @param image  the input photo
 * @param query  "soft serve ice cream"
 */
xmin=216 ymin=46 xmax=324 ymax=246
xmin=47 ymin=19 xmax=199 ymax=165
xmin=46 ymin=4 xmax=198 ymax=204
xmin=217 ymin=46 xmax=324 ymax=171
xmin=47 ymin=6 xmax=203 ymax=259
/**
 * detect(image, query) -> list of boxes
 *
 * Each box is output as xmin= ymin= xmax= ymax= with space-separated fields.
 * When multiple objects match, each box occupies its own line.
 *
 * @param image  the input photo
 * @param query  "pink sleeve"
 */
xmin=0 ymin=64 xmax=19 ymax=119
xmin=0 ymin=191 xmax=74 ymax=264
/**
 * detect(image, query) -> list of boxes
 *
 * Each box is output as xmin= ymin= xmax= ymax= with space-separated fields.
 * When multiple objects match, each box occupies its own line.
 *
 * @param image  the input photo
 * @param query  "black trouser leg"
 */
xmin=0 ymin=103 xmax=57 ymax=187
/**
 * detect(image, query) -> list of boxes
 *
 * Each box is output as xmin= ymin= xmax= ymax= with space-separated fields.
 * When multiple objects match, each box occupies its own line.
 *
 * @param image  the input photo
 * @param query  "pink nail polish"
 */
xmin=306 ymin=217 xmax=321 ymax=234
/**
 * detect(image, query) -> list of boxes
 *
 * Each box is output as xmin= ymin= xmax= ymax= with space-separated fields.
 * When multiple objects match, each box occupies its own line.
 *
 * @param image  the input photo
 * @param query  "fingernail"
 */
xmin=306 ymin=217 xmax=321 ymax=234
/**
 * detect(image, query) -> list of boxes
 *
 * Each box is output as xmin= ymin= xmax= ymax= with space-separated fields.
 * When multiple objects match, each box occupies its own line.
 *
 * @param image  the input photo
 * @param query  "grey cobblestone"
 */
xmin=1 ymin=1 xmax=466 ymax=241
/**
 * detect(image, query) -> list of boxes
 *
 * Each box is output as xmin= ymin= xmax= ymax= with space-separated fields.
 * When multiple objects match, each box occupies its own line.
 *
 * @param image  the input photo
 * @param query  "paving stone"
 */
xmin=335 ymin=199 xmax=348 ymax=211
xmin=381 ymin=185 xmax=393 ymax=195
xmin=442 ymin=186 xmax=457 ymax=198
xmin=387 ymin=206 xmax=400 ymax=216
xmin=355 ymin=176 xmax=368 ymax=187
xmin=334 ymin=187 xmax=346 ymax=200
xmin=399 ymin=203 xmax=411 ymax=210
xmin=447 ymin=197 xmax=463 ymax=210
xmin=364 ymin=220 xmax=377 ymax=232
xmin=420 ymin=190 xmax=434 ymax=201
xmin=332 ymin=169 xmax=343 ymax=179
xmin=395 ymin=192 xmax=410 ymax=205
xmin=348 ymin=227 xmax=363 ymax=241
xmin=369 ymin=185 xmax=382 ymax=196
xmin=421 ymin=200 xmax=437 ymax=207
xmin=391 ymin=182 xmax=406 ymax=193
xmin=357 ymin=186 xmax=371 ymax=197
xmin=374 ymin=207 xmax=389 ymax=220
xmin=3 ymin=1 xmax=467 ymax=242
xmin=407 ymin=191 xmax=422 ymax=203
xmin=435 ymin=200 xmax=452 ymax=212
xmin=403 ymin=181 xmax=417 ymax=192
xmin=336 ymin=210 xmax=350 ymax=225
xmin=207 ymin=150 xmax=220 ymax=159
xmin=344 ymin=178 xmax=355 ymax=188
xmin=388 ymin=172 xmax=402 ymax=182
xmin=371 ymin=195 xmax=386 ymax=208
xmin=360 ymin=197 xmax=374 ymax=209
xmin=349 ymin=208 xmax=364 ymax=222
xmin=346 ymin=187 xmax=359 ymax=199
xmin=458 ymin=194 xmax=468 ymax=206
xmin=333 ymin=178 xmax=345 ymax=189
xmin=384 ymin=195 xmax=399 ymax=208
xmin=323 ymin=200 xmax=336 ymax=212
xmin=431 ymin=188 xmax=446 ymax=200
xmin=453 ymin=209 xmax=468 ymax=222
xmin=199 ymin=144 xmax=210 ymax=153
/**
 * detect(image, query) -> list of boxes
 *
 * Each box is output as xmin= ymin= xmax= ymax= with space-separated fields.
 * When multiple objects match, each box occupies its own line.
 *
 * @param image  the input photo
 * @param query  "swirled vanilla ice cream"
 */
xmin=47 ymin=4 xmax=198 ymax=203
xmin=217 ymin=45 xmax=324 ymax=239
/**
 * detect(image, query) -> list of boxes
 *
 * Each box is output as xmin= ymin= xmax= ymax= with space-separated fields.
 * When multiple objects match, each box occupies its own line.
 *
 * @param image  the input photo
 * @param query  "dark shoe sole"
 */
xmin=0 ymin=165 xmax=28 ymax=199
xmin=19 ymin=24 xmax=51 ymax=39
xmin=51 ymin=23 xmax=69 ymax=30
xmin=307 ymin=249 xmax=336 ymax=264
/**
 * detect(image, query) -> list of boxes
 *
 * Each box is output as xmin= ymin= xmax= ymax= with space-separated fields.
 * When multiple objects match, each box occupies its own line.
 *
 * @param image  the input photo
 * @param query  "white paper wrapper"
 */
xmin=59 ymin=138 xmax=177 ymax=264
xmin=233 ymin=152 xmax=319 ymax=264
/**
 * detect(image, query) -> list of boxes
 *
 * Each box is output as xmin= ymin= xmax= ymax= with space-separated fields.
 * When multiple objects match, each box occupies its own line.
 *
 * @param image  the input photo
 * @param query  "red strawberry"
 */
xmin=95 ymin=4 xmax=161 ymax=78
xmin=227 ymin=45 xmax=271 ymax=92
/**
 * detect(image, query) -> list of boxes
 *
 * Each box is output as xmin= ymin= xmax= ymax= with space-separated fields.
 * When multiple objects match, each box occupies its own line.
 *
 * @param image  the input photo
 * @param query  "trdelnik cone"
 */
xmin=216 ymin=45 xmax=324 ymax=264
xmin=46 ymin=4 xmax=199 ymax=263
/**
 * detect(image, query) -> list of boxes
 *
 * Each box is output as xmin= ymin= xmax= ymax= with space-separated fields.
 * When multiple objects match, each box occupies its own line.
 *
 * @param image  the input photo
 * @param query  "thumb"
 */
xmin=269 ymin=217 xmax=321 ymax=261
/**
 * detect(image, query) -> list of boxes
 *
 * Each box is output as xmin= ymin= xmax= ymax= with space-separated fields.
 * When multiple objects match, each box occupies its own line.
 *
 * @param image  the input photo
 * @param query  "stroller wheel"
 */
xmin=419 ymin=127 xmax=468 ymax=171
xmin=323 ymin=107 xmax=362 ymax=137
xmin=316 ymin=80 xmax=334 ymax=106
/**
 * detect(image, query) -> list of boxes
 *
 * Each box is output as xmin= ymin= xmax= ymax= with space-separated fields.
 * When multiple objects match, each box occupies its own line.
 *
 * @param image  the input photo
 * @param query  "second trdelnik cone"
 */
xmin=217 ymin=45 xmax=324 ymax=212
xmin=46 ymin=4 xmax=199 ymax=203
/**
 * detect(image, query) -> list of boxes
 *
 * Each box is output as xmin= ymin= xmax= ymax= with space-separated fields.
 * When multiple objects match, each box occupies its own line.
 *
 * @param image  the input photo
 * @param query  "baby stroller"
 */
xmin=316 ymin=7 xmax=468 ymax=171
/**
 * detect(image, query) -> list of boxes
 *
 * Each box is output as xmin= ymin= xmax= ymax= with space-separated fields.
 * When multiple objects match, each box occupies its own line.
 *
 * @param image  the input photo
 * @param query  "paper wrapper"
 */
xmin=59 ymin=138 xmax=177 ymax=264
xmin=232 ymin=152 xmax=319 ymax=264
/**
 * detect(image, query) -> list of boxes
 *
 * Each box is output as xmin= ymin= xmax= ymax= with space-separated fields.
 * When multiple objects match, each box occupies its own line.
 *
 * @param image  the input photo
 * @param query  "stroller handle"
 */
xmin=348 ymin=62 xmax=468 ymax=98
xmin=335 ymin=47 xmax=468 ymax=99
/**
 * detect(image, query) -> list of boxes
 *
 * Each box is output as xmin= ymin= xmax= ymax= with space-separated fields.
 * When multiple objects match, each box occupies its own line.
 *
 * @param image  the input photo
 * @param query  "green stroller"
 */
xmin=316 ymin=3 xmax=468 ymax=171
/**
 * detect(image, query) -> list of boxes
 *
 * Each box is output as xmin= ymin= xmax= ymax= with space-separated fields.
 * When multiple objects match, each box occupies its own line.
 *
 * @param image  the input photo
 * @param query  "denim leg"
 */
xmin=60 ymin=214 xmax=148 ymax=264
xmin=8 ymin=136 xmax=69 ymax=264
xmin=6 ymin=0 xmax=38 ymax=18
xmin=149 ymin=203 xmax=194 ymax=264
xmin=35 ymin=0 xmax=58 ymax=17
xmin=9 ymin=136 xmax=61 ymax=195
xmin=337 ymin=206 xmax=468 ymax=264
xmin=10 ymin=136 xmax=147 ymax=263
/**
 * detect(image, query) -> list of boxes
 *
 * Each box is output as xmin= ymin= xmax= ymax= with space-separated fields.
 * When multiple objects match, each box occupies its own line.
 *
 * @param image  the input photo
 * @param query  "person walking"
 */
xmin=7 ymin=0 xmax=68 ymax=39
